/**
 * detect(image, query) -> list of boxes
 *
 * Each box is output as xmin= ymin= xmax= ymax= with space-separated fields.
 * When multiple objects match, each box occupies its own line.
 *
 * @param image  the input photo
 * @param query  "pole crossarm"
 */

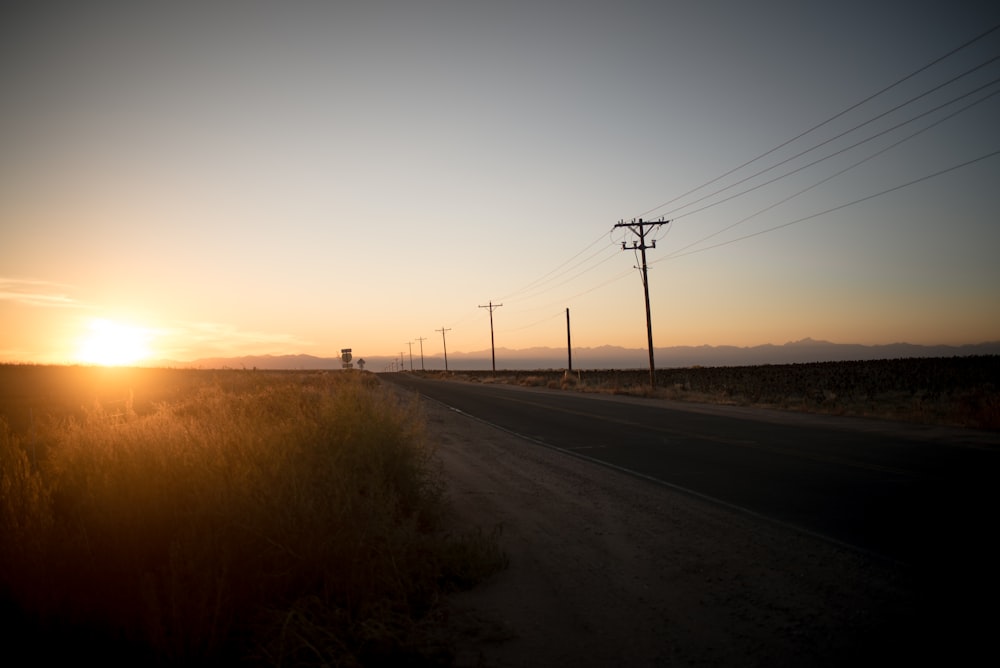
xmin=614 ymin=217 xmax=669 ymax=246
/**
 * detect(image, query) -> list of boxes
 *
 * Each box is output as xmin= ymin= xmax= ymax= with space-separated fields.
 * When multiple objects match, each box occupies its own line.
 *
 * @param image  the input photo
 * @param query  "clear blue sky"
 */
xmin=2 ymin=1 xmax=998 ymax=364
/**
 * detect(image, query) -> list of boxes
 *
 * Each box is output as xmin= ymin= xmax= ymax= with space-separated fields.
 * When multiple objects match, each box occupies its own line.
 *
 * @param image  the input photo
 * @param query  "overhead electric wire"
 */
xmin=633 ymin=22 xmax=1000 ymax=220
xmin=498 ymin=229 xmax=610 ymax=302
xmin=659 ymin=53 xmax=1000 ymax=222
xmin=499 ymin=310 xmax=565 ymax=334
xmin=513 ymin=245 xmax=623 ymax=304
xmin=451 ymin=23 xmax=1000 ymax=344
xmin=668 ymin=75 xmax=1000 ymax=227
xmin=500 ymin=28 xmax=1000 ymax=315
xmin=665 ymin=84 xmax=1000 ymax=260
xmin=442 ymin=229 xmax=624 ymax=334
xmin=524 ymin=266 xmax=638 ymax=315
xmin=655 ymin=147 xmax=1000 ymax=262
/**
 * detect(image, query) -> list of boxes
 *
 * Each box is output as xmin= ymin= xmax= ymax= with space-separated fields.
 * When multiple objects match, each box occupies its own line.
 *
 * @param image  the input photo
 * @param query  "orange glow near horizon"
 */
xmin=75 ymin=318 xmax=152 ymax=366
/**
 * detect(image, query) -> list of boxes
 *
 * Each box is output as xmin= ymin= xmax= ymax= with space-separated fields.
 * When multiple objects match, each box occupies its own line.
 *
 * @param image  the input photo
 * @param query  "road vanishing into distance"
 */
xmin=382 ymin=373 xmax=1000 ymax=571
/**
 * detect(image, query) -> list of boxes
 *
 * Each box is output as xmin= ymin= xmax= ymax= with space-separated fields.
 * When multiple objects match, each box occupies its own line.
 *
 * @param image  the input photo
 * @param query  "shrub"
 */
xmin=518 ymin=375 xmax=547 ymax=387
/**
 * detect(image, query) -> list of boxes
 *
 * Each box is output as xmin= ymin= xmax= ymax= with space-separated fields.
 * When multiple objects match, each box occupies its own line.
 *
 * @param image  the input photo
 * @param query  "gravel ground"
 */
xmin=406 ymin=391 xmax=987 ymax=667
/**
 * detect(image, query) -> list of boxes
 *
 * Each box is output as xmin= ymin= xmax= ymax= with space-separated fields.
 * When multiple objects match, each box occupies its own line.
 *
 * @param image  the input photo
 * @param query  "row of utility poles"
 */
xmin=400 ymin=337 xmax=430 ymax=372
xmin=397 ymin=218 xmax=667 ymax=386
xmin=404 ymin=304 xmax=570 ymax=377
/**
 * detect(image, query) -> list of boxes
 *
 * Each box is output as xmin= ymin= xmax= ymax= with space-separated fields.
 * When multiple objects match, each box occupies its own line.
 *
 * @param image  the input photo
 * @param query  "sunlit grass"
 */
xmin=0 ymin=369 xmax=504 ymax=665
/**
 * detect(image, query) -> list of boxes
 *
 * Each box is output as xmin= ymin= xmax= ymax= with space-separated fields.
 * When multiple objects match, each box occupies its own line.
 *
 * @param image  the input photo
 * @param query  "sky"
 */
xmin=2 ymin=0 xmax=999 ymax=365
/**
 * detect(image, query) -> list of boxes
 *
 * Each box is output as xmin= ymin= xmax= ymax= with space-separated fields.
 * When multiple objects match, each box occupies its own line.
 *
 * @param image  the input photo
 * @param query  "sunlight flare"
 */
xmin=76 ymin=318 xmax=151 ymax=366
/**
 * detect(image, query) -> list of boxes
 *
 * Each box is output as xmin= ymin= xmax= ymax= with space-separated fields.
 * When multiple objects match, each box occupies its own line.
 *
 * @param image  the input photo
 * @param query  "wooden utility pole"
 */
xmin=415 ymin=336 xmax=427 ymax=371
xmin=406 ymin=341 xmax=414 ymax=371
xmin=566 ymin=307 xmax=573 ymax=372
xmin=614 ymin=218 xmax=669 ymax=388
xmin=436 ymin=327 xmax=451 ymax=371
xmin=478 ymin=301 xmax=503 ymax=375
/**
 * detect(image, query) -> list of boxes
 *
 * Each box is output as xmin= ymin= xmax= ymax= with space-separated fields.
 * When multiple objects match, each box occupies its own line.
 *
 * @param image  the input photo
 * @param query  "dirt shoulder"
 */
xmin=410 ymin=391 xmax=975 ymax=667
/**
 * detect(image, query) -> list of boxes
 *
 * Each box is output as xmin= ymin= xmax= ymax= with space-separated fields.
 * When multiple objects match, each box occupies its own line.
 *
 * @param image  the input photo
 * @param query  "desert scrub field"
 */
xmin=426 ymin=355 xmax=1000 ymax=429
xmin=0 ymin=366 xmax=505 ymax=666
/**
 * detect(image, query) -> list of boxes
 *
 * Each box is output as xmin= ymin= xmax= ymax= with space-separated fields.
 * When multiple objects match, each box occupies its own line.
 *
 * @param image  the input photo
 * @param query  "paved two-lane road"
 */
xmin=383 ymin=373 xmax=1000 ymax=571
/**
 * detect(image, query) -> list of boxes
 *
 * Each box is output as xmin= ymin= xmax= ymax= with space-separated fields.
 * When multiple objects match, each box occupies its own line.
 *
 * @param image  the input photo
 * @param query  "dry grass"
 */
xmin=0 ymin=368 xmax=505 ymax=666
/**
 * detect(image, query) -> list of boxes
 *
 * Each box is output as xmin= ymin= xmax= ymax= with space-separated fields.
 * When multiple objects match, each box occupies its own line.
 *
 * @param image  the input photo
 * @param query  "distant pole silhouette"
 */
xmin=406 ymin=341 xmax=414 ymax=371
xmin=566 ymin=307 xmax=572 ymax=372
xmin=415 ymin=336 xmax=427 ymax=371
xmin=436 ymin=327 xmax=451 ymax=371
xmin=614 ymin=218 xmax=669 ymax=388
xmin=478 ymin=301 xmax=503 ymax=375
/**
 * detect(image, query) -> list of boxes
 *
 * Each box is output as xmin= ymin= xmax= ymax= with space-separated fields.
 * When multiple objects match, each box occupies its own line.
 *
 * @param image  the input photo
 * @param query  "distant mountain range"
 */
xmin=160 ymin=339 xmax=1000 ymax=371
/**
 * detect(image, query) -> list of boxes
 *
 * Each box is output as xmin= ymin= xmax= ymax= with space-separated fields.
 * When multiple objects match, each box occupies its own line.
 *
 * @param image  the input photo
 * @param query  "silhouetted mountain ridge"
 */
xmin=155 ymin=340 xmax=1000 ymax=370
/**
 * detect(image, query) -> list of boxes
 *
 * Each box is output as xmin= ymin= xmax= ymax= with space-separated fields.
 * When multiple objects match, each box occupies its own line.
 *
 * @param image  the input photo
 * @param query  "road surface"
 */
xmin=384 ymin=374 xmax=1000 ymax=665
xmin=384 ymin=373 xmax=999 ymax=569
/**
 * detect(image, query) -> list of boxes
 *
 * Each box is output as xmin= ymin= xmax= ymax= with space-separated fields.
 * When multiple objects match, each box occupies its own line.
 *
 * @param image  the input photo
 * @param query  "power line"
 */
xmin=498 ymin=310 xmax=565 ymax=334
xmin=657 ymin=147 xmax=1000 ymax=262
xmin=666 ymin=83 xmax=1000 ymax=259
xmin=430 ymin=25 xmax=1000 ymax=357
xmin=495 ymin=225 xmax=654 ymax=310
xmin=504 ymin=265 xmax=636 ymax=320
xmin=498 ymin=229 xmax=611 ymax=302
xmin=660 ymin=54 xmax=1000 ymax=223
xmin=671 ymin=76 xmax=1000 ymax=229
xmin=513 ymin=245 xmax=622 ymax=304
xmin=634 ymin=22 xmax=1000 ymax=220
xmin=549 ymin=267 xmax=636 ymax=306
xmin=488 ymin=51 xmax=1000 ymax=315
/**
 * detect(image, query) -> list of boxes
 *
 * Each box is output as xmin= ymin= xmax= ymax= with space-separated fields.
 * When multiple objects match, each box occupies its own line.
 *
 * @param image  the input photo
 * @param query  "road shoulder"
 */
xmin=412 ymin=390 xmax=926 ymax=667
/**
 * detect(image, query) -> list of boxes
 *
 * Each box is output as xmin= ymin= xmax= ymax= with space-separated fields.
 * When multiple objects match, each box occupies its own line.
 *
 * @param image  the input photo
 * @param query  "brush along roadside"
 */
xmin=414 ymin=356 xmax=1000 ymax=429
xmin=0 ymin=369 xmax=506 ymax=666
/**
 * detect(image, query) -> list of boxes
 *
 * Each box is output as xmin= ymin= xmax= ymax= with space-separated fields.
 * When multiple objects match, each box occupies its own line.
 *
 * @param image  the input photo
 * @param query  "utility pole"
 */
xmin=415 ymin=336 xmax=427 ymax=371
xmin=615 ymin=217 xmax=669 ymax=388
xmin=406 ymin=341 xmax=414 ymax=371
xmin=436 ymin=327 xmax=451 ymax=372
xmin=566 ymin=307 xmax=573 ymax=372
xmin=478 ymin=301 xmax=503 ymax=375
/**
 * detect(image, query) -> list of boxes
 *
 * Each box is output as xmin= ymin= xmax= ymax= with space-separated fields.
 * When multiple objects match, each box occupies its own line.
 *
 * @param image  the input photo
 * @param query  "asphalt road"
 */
xmin=382 ymin=373 xmax=1000 ymax=572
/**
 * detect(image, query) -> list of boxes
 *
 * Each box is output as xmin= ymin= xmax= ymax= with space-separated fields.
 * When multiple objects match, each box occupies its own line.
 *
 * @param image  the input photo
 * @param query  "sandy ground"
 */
xmin=404 ymin=390 xmax=971 ymax=667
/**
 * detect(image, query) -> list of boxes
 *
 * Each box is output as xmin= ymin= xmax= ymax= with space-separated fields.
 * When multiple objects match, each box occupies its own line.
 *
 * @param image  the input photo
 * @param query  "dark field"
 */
xmin=425 ymin=355 xmax=1000 ymax=430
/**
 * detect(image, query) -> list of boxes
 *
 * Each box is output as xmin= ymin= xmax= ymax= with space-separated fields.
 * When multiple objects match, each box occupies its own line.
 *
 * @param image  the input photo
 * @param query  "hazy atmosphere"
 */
xmin=3 ymin=1 xmax=998 ymax=366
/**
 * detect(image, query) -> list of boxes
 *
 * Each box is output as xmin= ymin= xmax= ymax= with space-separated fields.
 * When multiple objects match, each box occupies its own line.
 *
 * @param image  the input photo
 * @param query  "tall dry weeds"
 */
xmin=0 ymin=370 xmax=504 ymax=666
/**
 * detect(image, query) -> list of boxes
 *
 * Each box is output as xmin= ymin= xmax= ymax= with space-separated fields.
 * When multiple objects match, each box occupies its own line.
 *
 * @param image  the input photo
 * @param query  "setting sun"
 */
xmin=76 ymin=319 xmax=151 ymax=366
